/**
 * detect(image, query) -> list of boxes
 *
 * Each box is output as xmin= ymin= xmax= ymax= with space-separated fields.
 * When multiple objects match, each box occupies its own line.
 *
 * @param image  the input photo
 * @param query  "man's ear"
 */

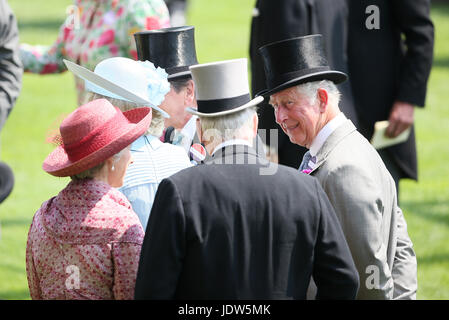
xmin=252 ymin=112 xmax=259 ymax=139
xmin=185 ymin=79 xmax=196 ymax=106
xmin=104 ymin=156 xmax=114 ymax=175
xmin=195 ymin=117 xmax=202 ymax=142
xmin=317 ymin=88 xmax=328 ymax=112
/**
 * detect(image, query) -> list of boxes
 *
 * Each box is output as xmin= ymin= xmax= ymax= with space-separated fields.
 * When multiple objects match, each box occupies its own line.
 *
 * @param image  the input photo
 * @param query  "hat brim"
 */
xmin=186 ymin=96 xmax=264 ymax=117
xmin=256 ymin=71 xmax=347 ymax=98
xmin=42 ymin=107 xmax=152 ymax=177
xmin=0 ymin=161 xmax=14 ymax=203
xmin=167 ymin=70 xmax=192 ymax=80
xmin=63 ymin=59 xmax=170 ymax=118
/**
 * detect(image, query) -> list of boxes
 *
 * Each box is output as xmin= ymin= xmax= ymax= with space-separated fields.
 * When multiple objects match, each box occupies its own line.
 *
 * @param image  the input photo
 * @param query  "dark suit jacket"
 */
xmin=250 ymin=0 xmax=358 ymax=169
xmin=0 ymin=0 xmax=22 ymax=131
xmin=347 ymin=0 xmax=434 ymax=180
xmin=135 ymin=145 xmax=359 ymax=299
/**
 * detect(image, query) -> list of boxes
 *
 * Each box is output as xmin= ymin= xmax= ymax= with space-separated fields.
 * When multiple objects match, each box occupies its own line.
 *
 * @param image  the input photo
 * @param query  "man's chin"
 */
xmin=287 ymin=134 xmax=296 ymax=144
xmin=288 ymin=135 xmax=306 ymax=148
xmin=280 ymin=128 xmax=303 ymax=146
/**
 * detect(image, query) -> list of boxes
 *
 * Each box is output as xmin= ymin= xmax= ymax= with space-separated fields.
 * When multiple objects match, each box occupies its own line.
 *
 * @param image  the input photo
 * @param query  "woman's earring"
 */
xmin=111 ymin=165 xmax=115 ymax=171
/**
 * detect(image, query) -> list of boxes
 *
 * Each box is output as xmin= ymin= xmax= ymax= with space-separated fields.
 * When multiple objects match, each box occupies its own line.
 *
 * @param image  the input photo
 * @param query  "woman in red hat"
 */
xmin=25 ymin=98 xmax=152 ymax=300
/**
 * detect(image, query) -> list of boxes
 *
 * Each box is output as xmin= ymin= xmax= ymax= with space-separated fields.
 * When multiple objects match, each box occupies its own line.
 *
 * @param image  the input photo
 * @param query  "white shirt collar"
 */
xmin=309 ymin=112 xmax=347 ymax=157
xmin=211 ymin=139 xmax=252 ymax=156
xmin=181 ymin=115 xmax=198 ymax=141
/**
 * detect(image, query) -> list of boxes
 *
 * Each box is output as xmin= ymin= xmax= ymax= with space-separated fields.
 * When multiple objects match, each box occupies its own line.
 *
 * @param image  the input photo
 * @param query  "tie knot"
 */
xmin=299 ymin=151 xmax=317 ymax=173
xmin=173 ymin=131 xmax=186 ymax=145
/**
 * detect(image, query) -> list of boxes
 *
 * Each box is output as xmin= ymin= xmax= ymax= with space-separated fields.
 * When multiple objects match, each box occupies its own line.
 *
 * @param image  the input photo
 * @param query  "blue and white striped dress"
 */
xmin=119 ymin=134 xmax=192 ymax=231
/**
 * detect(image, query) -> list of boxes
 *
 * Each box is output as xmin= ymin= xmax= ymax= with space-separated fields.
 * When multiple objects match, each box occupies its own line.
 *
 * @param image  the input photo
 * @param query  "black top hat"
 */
xmin=0 ymin=161 xmax=14 ymax=204
xmin=257 ymin=34 xmax=347 ymax=97
xmin=134 ymin=26 xmax=198 ymax=80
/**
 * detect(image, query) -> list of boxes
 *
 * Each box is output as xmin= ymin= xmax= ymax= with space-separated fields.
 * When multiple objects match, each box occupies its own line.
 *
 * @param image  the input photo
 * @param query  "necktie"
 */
xmin=172 ymin=131 xmax=193 ymax=155
xmin=161 ymin=126 xmax=175 ymax=143
xmin=299 ymin=151 xmax=317 ymax=173
xmin=172 ymin=131 xmax=187 ymax=146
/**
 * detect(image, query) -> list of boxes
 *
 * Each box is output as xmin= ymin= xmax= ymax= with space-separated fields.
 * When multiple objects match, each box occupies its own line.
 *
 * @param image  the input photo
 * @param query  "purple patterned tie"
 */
xmin=299 ymin=151 xmax=317 ymax=174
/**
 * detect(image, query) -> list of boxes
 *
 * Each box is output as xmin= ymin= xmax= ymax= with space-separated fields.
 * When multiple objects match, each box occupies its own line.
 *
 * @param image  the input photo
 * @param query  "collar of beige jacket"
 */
xmin=308 ymin=119 xmax=357 ymax=174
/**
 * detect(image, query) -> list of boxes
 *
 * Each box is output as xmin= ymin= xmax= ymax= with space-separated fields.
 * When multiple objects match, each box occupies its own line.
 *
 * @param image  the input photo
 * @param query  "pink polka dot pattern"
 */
xmin=26 ymin=179 xmax=144 ymax=300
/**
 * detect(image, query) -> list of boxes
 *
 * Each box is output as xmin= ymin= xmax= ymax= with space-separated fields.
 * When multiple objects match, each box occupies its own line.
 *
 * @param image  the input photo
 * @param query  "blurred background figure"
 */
xmin=19 ymin=0 xmax=170 ymax=105
xmin=0 ymin=0 xmax=22 ymax=204
xmin=0 ymin=161 xmax=14 ymax=204
xmin=250 ymin=0 xmax=358 ymax=170
xmin=347 ymin=0 xmax=434 ymax=197
xmin=164 ymin=0 xmax=188 ymax=26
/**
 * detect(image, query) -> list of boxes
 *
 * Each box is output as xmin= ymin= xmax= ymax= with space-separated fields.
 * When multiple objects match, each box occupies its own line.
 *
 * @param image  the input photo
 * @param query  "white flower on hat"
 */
xmin=139 ymin=60 xmax=170 ymax=108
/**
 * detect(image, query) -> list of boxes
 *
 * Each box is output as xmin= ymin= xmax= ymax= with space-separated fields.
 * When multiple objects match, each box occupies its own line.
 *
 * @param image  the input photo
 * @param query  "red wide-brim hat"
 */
xmin=43 ymin=99 xmax=152 ymax=177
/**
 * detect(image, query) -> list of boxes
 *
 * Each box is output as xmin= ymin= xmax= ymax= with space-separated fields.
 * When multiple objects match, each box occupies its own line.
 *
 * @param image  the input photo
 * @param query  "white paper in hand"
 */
xmin=370 ymin=120 xmax=411 ymax=150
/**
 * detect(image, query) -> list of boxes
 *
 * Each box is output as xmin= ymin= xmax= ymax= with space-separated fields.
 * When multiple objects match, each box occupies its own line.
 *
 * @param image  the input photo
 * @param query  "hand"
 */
xmin=385 ymin=101 xmax=415 ymax=138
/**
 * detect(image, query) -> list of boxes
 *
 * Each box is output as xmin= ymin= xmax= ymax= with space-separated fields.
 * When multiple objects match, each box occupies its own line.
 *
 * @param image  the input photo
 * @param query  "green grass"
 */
xmin=1 ymin=0 xmax=448 ymax=300
xmin=398 ymin=4 xmax=449 ymax=299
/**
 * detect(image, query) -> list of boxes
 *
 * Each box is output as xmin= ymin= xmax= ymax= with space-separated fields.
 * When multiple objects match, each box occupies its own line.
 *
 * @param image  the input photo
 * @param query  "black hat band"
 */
xmin=166 ymin=65 xmax=194 ymax=80
xmin=267 ymin=66 xmax=331 ymax=88
xmin=197 ymin=94 xmax=251 ymax=114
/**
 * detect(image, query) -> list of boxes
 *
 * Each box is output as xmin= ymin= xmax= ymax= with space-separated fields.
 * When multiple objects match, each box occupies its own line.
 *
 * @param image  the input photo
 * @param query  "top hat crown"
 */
xmin=257 ymin=34 xmax=347 ymax=97
xmin=186 ymin=58 xmax=263 ymax=117
xmin=134 ymin=26 xmax=199 ymax=80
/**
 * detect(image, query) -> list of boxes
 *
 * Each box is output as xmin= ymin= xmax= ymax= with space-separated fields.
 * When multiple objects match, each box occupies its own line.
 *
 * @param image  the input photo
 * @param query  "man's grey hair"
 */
xmin=200 ymin=107 xmax=257 ymax=143
xmin=86 ymin=92 xmax=165 ymax=137
xmin=295 ymin=80 xmax=341 ymax=106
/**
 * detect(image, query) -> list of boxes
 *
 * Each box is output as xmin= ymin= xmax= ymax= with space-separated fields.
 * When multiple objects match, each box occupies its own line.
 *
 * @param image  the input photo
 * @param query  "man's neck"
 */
xmin=207 ymin=138 xmax=253 ymax=156
xmin=309 ymin=112 xmax=347 ymax=156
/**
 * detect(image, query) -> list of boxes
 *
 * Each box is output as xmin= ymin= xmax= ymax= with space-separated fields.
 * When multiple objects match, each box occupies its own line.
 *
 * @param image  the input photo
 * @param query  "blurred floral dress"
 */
xmin=20 ymin=0 xmax=170 ymax=104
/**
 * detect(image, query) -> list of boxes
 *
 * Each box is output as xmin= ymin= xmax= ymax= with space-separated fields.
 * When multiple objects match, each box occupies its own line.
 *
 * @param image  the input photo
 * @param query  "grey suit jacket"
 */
xmin=307 ymin=120 xmax=417 ymax=299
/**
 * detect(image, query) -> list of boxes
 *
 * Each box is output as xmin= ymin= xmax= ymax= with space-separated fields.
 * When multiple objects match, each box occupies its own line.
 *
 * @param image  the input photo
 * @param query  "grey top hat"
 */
xmin=186 ymin=58 xmax=264 ymax=117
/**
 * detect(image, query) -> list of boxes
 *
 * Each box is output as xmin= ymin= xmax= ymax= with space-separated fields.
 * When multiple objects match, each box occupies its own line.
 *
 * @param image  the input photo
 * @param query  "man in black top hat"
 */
xmin=135 ymin=58 xmax=359 ymax=300
xmin=134 ymin=27 xmax=267 ymax=162
xmin=249 ymin=0 xmax=358 ymax=170
xmin=134 ymin=26 xmax=199 ymax=154
xmin=258 ymin=34 xmax=417 ymax=299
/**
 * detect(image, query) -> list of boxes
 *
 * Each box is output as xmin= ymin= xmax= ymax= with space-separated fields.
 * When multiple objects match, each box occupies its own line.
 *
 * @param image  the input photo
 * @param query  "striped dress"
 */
xmin=119 ymin=134 xmax=192 ymax=230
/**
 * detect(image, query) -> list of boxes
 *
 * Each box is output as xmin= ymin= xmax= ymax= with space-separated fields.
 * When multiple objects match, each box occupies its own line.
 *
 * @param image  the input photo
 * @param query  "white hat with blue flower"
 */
xmin=64 ymin=57 xmax=171 ymax=118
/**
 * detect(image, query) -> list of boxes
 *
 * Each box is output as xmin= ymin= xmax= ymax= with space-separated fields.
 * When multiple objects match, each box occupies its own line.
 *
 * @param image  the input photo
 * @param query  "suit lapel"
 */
xmin=309 ymin=120 xmax=357 ymax=174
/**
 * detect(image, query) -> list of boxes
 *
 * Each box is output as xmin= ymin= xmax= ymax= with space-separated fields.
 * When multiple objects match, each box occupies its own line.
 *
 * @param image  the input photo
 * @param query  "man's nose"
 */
xmin=274 ymin=106 xmax=287 ymax=124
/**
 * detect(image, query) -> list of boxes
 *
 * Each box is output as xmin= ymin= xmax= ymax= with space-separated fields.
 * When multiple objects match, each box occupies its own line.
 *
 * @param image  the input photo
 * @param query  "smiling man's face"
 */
xmin=269 ymin=86 xmax=322 ymax=149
